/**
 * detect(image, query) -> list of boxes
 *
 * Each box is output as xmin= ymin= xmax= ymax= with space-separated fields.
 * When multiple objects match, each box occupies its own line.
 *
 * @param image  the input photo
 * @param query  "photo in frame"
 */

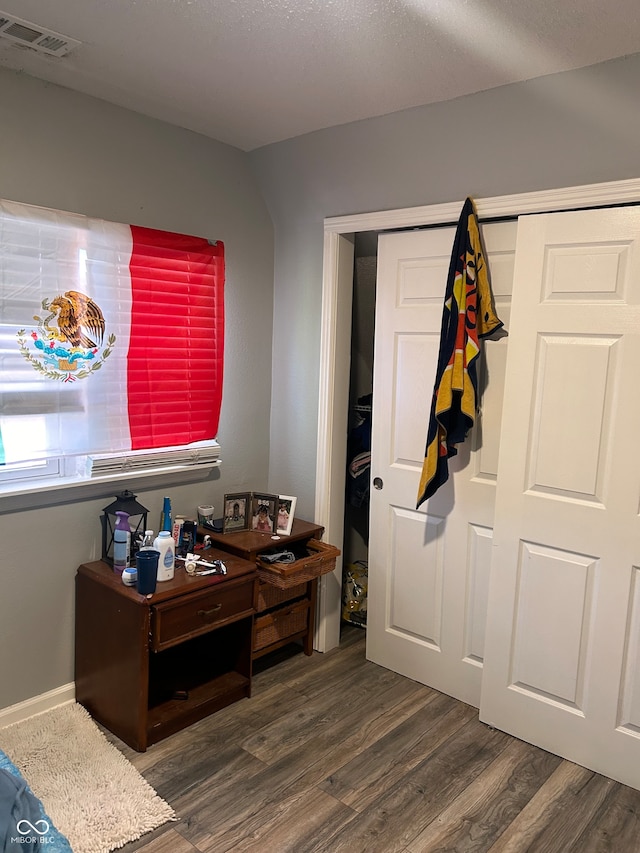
xmin=222 ymin=492 xmax=251 ymax=533
xmin=250 ymin=492 xmax=278 ymax=533
xmin=276 ymin=495 xmax=296 ymax=536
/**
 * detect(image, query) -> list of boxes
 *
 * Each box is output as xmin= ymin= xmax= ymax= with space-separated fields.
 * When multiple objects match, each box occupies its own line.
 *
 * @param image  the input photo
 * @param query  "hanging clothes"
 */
xmin=416 ymin=197 xmax=503 ymax=508
xmin=347 ymin=394 xmax=372 ymax=509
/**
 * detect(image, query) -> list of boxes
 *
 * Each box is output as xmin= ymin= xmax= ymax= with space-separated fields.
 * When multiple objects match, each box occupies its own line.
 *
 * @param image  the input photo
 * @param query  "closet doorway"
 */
xmin=316 ymin=179 xmax=640 ymax=660
xmin=341 ymin=235 xmax=377 ymax=635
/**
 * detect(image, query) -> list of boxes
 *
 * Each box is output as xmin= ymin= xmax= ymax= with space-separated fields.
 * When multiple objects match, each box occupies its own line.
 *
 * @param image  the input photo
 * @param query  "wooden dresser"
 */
xmin=75 ymin=549 xmax=256 ymax=751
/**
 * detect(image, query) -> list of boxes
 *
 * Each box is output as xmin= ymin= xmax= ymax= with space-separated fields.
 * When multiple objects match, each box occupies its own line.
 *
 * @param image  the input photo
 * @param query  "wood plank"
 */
xmin=145 ymin=742 xmax=266 ymax=806
xmin=407 ymin=738 xmax=561 ymax=852
xmin=320 ymin=691 xmax=476 ymax=811
xmin=293 ymin=683 xmax=438 ymax=791
xmin=171 ymin=676 xmax=433 ymax=848
xmin=268 ymin=644 xmax=378 ymax=699
xmin=126 ymin=828 xmax=198 ymax=853
xmin=198 ymin=788 xmax=355 ymax=853
xmin=485 ymin=762 xmax=595 ymax=853
xmin=125 ymin=680 xmax=308 ymax=776
xmin=523 ymin=774 xmax=616 ymax=853
xmin=241 ymin=656 xmax=433 ymax=764
xmin=303 ymin=718 xmax=510 ymax=853
xmin=568 ymin=782 xmax=640 ymax=853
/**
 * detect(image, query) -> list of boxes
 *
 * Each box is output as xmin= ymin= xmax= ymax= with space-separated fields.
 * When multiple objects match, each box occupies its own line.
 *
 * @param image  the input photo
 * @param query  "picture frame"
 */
xmin=222 ymin=492 xmax=251 ymax=533
xmin=250 ymin=492 xmax=278 ymax=534
xmin=276 ymin=495 xmax=297 ymax=536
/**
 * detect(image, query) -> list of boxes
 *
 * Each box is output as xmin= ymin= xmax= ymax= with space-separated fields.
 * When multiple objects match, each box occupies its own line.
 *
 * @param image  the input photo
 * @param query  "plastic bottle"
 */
xmin=113 ymin=511 xmax=131 ymax=575
xmin=172 ymin=516 xmax=185 ymax=548
xmin=160 ymin=496 xmax=172 ymax=532
xmin=154 ymin=530 xmax=175 ymax=581
xmin=140 ymin=530 xmax=155 ymax=550
xmin=181 ymin=519 xmax=197 ymax=557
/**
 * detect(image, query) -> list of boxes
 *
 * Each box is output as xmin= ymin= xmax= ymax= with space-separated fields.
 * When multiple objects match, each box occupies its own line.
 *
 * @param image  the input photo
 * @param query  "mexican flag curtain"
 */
xmin=0 ymin=198 xmax=224 ymax=465
xmin=416 ymin=197 xmax=502 ymax=508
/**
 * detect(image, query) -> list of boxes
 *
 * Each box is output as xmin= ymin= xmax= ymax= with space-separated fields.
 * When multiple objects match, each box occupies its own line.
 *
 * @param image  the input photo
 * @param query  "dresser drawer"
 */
xmin=254 ymin=598 xmax=310 ymax=652
xmin=151 ymin=578 xmax=255 ymax=651
xmin=257 ymin=579 xmax=308 ymax=613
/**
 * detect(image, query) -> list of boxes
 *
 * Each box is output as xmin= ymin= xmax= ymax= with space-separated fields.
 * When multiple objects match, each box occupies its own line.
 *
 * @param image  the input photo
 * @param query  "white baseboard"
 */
xmin=0 ymin=683 xmax=76 ymax=728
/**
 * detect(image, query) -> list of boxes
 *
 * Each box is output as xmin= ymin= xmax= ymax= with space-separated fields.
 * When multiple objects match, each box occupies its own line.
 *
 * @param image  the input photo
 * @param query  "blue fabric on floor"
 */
xmin=0 ymin=750 xmax=72 ymax=852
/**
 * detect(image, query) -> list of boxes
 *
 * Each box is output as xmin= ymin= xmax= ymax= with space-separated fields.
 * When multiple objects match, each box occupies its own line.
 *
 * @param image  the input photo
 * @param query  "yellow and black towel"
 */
xmin=416 ymin=197 xmax=503 ymax=509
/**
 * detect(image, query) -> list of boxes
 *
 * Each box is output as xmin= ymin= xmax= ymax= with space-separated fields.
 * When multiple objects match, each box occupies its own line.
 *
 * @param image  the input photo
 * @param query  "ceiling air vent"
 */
xmin=0 ymin=12 xmax=81 ymax=57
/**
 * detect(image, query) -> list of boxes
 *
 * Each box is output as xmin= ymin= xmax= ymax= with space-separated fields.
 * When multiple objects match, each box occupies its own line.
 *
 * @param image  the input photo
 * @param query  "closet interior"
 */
xmin=341 ymin=231 xmax=379 ymax=632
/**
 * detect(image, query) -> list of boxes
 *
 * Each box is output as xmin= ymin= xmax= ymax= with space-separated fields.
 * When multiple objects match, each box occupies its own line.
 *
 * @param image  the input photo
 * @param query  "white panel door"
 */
xmin=366 ymin=220 xmax=516 ymax=707
xmin=480 ymin=206 xmax=640 ymax=789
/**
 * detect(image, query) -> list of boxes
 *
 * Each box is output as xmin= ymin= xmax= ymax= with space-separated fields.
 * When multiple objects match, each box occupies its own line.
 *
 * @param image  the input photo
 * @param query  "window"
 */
xmin=0 ymin=198 xmax=224 ymax=491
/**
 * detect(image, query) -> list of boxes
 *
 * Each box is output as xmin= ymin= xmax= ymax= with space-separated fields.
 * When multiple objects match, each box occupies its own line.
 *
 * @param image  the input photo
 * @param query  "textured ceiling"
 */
xmin=1 ymin=0 xmax=639 ymax=151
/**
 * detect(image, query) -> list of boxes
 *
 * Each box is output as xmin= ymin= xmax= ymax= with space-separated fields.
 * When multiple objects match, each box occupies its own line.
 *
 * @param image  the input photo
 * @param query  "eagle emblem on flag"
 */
xmin=17 ymin=290 xmax=116 ymax=382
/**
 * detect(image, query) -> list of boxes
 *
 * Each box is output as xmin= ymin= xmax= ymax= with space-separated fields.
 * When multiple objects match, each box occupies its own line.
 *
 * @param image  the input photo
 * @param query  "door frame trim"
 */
xmin=314 ymin=177 xmax=640 ymax=653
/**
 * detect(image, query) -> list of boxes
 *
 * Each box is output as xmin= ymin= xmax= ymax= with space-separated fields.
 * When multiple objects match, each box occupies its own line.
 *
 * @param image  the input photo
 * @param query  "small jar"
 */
xmin=122 ymin=567 xmax=137 ymax=586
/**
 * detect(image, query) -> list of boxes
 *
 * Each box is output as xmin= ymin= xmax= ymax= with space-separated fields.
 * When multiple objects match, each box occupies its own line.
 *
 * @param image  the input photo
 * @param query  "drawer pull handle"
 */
xmin=276 ymin=606 xmax=297 ymax=619
xmin=198 ymin=604 xmax=222 ymax=619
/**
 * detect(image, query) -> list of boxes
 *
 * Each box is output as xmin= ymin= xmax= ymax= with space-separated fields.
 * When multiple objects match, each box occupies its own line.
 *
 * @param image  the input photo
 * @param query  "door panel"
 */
xmin=367 ymin=221 xmax=517 ymax=707
xmin=480 ymin=206 xmax=640 ymax=790
xmin=509 ymin=541 xmax=595 ymax=708
xmin=465 ymin=524 xmax=493 ymax=664
xmin=390 ymin=507 xmax=444 ymax=644
xmin=529 ymin=334 xmax=617 ymax=498
xmin=393 ymin=334 xmax=439 ymax=465
xmin=620 ymin=567 xmax=640 ymax=731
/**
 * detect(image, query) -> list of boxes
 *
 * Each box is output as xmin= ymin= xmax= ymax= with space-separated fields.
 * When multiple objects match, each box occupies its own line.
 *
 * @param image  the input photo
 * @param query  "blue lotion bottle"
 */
xmin=160 ymin=496 xmax=172 ymax=532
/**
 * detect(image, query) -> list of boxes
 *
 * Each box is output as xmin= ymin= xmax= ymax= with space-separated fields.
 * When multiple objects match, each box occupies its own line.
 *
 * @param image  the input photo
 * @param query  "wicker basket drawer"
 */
xmin=257 ymin=580 xmax=307 ymax=613
xmin=257 ymin=539 xmax=340 ymax=589
xmin=254 ymin=599 xmax=310 ymax=651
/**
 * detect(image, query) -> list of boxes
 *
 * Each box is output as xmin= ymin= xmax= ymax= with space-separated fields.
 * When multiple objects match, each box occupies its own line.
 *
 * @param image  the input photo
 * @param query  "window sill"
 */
xmin=0 ymin=461 xmax=221 ymax=515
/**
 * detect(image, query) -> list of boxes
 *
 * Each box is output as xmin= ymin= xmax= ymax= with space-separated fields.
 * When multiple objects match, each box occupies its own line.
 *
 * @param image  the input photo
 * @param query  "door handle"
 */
xmin=373 ymin=477 xmax=384 ymax=490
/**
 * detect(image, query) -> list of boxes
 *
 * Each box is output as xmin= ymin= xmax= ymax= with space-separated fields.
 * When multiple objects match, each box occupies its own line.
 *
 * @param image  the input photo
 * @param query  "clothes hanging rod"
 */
xmin=382 ymin=213 xmax=516 ymax=234
xmin=380 ymin=199 xmax=640 ymax=236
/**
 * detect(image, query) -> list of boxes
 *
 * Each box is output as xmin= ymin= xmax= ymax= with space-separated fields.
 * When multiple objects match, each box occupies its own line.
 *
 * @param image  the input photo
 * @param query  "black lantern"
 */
xmin=101 ymin=490 xmax=149 ymax=566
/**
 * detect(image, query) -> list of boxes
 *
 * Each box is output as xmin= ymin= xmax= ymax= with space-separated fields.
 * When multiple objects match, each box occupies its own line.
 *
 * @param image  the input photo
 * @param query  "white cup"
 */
xmin=197 ymin=504 xmax=215 ymax=526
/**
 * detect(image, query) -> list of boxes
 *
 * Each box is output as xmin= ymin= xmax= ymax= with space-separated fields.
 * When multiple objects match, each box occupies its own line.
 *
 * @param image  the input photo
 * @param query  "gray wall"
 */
xmin=0 ymin=69 xmax=274 ymax=708
xmin=251 ymin=53 xmax=640 ymax=518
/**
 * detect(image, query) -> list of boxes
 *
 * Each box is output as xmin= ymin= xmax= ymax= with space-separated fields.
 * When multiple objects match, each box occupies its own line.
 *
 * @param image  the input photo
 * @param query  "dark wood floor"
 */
xmin=115 ymin=625 xmax=640 ymax=853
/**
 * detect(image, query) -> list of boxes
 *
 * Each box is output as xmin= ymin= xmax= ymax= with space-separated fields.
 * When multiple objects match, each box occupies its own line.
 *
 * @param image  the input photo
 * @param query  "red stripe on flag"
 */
xmin=127 ymin=225 xmax=224 ymax=450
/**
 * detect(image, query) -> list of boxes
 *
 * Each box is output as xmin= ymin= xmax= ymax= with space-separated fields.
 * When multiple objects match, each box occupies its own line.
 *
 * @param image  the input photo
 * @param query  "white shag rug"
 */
xmin=0 ymin=702 xmax=175 ymax=853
